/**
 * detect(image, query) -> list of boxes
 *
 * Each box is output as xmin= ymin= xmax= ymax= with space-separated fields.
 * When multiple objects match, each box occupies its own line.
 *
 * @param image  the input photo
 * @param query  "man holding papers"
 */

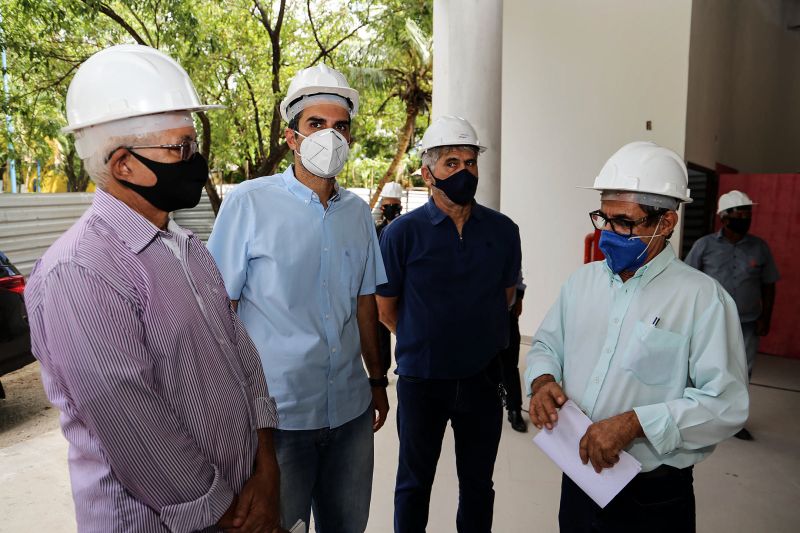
xmin=526 ymin=142 xmax=749 ymax=532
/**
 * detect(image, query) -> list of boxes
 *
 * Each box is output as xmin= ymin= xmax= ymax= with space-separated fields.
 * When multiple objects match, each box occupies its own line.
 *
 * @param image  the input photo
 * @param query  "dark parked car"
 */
xmin=0 ymin=251 xmax=34 ymax=399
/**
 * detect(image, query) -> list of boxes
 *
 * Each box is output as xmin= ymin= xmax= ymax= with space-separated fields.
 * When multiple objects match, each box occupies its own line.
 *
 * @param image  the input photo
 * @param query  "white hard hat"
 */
xmin=419 ymin=115 xmax=486 ymax=154
xmin=62 ymin=44 xmax=222 ymax=133
xmin=718 ymin=190 xmax=756 ymax=214
xmin=586 ymin=141 xmax=692 ymax=203
xmin=280 ymin=64 xmax=359 ymax=123
xmin=382 ymin=182 xmax=404 ymax=199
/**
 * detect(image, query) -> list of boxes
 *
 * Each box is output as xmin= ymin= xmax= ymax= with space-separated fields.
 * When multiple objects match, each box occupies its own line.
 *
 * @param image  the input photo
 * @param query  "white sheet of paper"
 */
xmin=289 ymin=519 xmax=306 ymax=533
xmin=532 ymin=400 xmax=642 ymax=508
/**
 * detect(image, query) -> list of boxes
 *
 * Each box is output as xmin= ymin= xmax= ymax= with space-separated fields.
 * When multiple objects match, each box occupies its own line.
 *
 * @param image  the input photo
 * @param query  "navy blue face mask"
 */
xmin=428 ymin=167 xmax=478 ymax=206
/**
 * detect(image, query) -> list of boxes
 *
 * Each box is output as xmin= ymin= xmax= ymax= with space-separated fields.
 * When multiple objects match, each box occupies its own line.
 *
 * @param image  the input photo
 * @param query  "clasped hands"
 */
xmin=529 ymin=375 xmax=643 ymax=473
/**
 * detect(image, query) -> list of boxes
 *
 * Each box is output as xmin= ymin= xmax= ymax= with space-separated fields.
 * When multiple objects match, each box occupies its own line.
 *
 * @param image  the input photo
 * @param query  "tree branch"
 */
xmin=83 ymin=0 xmax=148 ymax=45
xmin=123 ymin=2 xmax=155 ymax=46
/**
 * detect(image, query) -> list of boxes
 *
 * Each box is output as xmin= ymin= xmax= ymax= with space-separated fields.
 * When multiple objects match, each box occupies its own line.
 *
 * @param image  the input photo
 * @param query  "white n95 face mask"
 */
xmin=295 ymin=129 xmax=350 ymax=179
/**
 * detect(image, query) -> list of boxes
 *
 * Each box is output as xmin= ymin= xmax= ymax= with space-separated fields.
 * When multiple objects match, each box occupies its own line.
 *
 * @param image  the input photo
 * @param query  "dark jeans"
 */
xmin=498 ymin=311 xmax=522 ymax=411
xmin=559 ymin=466 xmax=696 ymax=533
xmin=394 ymin=361 xmax=503 ymax=533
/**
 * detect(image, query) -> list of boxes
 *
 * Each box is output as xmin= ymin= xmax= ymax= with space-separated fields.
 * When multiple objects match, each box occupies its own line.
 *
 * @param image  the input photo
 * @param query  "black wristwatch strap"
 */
xmin=369 ymin=376 xmax=389 ymax=388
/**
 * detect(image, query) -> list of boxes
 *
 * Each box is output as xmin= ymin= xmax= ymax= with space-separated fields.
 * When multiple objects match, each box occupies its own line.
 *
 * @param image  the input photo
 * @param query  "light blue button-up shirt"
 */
xmin=208 ymin=166 xmax=387 ymax=430
xmin=525 ymin=245 xmax=749 ymax=472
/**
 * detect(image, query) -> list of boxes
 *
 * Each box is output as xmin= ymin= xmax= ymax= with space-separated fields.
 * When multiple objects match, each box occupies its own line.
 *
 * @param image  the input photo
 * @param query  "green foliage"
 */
xmin=0 ymin=0 xmax=432 ymax=191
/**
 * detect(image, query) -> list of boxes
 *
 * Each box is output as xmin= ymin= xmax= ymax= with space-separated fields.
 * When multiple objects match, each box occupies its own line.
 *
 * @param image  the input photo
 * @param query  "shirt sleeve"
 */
xmin=683 ymin=238 xmax=704 ymax=270
xmin=503 ymin=222 xmax=522 ymax=288
xmin=524 ymin=282 xmax=569 ymax=395
xmin=37 ymin=265 xmax=235 ymax=532
xmin=633 ymin=286 xmax=749 ymax=455
xmin=207 ymin=189 xmax=250 ymax=300
xmin=359 ymin=203 xmax=388 ymax=296
xmin=232 ymin=311 xmax=279 ymax=429
xmin=760 ymin=241 xmax=780 ymax=284
xmin=375 ymin=220 xmax=404 ymax=298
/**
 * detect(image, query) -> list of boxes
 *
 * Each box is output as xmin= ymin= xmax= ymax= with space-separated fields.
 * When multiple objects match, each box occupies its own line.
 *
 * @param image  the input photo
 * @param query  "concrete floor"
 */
xmin=1 ymin=353 xmax=798 ymax=532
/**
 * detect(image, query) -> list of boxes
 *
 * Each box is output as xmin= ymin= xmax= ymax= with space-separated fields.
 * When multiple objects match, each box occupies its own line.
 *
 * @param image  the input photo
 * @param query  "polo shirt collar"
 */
xmin=424 ymin=197 xmax=483 ymax=226
xmin=92 ymin=188 xmax=163 ymax=254
xmin=282 ymin=165 xmax=341 ymax=206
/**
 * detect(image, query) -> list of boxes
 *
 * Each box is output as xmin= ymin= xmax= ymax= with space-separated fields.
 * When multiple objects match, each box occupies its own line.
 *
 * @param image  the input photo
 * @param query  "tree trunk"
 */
xmin=256 ymin=142 xmax=291 ymax=178
xmin=197 ymin=112 xmax=222 ymax=215
xmin=369 ymin=104 xmax=418 ymax=208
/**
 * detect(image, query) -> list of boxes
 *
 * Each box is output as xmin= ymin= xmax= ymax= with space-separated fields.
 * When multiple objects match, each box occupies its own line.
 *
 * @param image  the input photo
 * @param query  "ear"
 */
xmin=109 ymin=149 xmax=134 ymax=183
xmin=421 ymin=166 xmax=434 ymax=188
xmin=285 ymin=128 xmax=300 ymax=151
xmin=662 ymin=210 xmax=679 ymax=235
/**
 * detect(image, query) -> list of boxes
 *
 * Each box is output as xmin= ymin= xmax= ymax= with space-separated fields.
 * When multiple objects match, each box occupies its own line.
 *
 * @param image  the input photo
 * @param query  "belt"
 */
xmin=636 ymin=464 xmax=693 ymax=480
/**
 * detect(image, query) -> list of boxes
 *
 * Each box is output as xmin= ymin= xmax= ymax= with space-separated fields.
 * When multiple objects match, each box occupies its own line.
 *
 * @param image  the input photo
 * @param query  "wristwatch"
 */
xmin=369 ymin=376 xmax=389 ymax=388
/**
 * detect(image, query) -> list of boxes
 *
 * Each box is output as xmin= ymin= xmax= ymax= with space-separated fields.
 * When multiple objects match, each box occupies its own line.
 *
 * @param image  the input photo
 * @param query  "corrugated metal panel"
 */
xmin=0 ymin=192 xmax=217 ymax=277
xmin=0 ymin=193 xmax=94 ymax=276
xmin=173 ymin=193 xmax=215 ymax=242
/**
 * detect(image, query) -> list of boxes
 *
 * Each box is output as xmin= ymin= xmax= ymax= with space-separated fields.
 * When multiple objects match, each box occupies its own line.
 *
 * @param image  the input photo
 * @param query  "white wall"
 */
xmin=685 ymin=0 xmax=800 ymax=173
xmin=501 ymin=0 xmax=693 ymax=337
xmin=433 ymin=0 xmax=503 ymax=209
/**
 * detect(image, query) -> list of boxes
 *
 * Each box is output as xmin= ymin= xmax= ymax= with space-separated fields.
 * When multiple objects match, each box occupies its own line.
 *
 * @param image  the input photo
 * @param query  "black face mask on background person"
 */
xmin=120 ymin=151 xmax=209 ymax=212
xmin=382 ymin=204 xmax=402 ymax=221
xmin=428 ymin=167 xmax=479 ymax=206
xmin=726 ymin=217 xmax=751 ymax=235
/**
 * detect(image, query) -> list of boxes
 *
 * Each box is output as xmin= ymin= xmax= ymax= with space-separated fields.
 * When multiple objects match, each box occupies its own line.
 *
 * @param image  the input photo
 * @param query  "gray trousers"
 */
xmin=741 ymin=321 xmax=759 ymax=379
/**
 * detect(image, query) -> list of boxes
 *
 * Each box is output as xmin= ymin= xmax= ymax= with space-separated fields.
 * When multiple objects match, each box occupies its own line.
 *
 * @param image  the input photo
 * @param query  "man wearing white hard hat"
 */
xmin=376 ymin=116 xmax=521 ymax=532
xmin=375 ymin=181 xmax=404 ymax=374
xmin=526 ymin=142 xmax=749 ymax=532
xmin=208 ymin=64 xmax=387 ymax=532
xmin=685 ymin=190 xmax=779 ymax=440
xmin=25 ymin=45 xmax=283 ymax=532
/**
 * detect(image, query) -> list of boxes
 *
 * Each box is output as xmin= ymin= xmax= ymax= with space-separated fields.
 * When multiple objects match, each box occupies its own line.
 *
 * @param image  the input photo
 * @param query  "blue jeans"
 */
xmin=273 ymin=406 xmax=374 ymax=532
xmin=394 ymin=362 xmax=503 ymax=533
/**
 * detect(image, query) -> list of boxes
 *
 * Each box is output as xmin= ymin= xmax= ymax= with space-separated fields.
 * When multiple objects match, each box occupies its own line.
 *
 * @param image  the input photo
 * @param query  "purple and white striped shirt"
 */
xmin=25 ymin=189 xmax=278 ymax=532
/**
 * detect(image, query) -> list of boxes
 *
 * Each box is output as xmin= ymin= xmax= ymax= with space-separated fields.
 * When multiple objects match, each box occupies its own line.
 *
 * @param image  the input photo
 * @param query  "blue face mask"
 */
xmin=598 ymin=230 xmax=649 ymax=274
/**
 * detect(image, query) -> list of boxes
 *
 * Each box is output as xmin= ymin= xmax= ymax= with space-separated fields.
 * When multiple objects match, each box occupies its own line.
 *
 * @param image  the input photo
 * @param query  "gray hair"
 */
xmin=421 ymin=145 xmax=479 ymax=170
xmin=83 ymin=132 xmax=161 ymax=189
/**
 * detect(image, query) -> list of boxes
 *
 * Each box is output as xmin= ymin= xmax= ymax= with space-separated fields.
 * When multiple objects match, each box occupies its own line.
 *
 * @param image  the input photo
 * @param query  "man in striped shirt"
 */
xmin=25 ymin=45 xmax=283 ymax=532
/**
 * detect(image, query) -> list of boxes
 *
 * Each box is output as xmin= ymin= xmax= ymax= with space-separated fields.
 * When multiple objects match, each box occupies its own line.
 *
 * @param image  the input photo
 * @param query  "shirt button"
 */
xmin=323 ymin=281 xmax=328 ymax=287
xmin=325 ymin=314 xmax=330 ymax=319
xmin=332 ymin=348 xmax=337 ymax=353
xmin=594 ymin=377 xmax=600 ymax=384
xmin=613 ymin=318 xmax=619 ymax=324
xmin=324 ymin=248 xmax=329 ymax=252
xmin=329 ymin=380 xmax=333 ymax=384
xmin=605 ymin=347 xmax=612 ymax=353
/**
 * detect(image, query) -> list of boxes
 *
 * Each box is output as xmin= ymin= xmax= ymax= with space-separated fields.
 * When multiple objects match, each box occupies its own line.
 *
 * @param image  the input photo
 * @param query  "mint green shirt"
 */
xmin=525 ymin=246 xmax=749 ymax=472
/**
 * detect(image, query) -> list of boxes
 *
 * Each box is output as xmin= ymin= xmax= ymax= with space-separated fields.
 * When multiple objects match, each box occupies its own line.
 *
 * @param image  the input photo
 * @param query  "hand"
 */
xmin=756 ymin=317 xmax=770 ymax=337
xmin=371 ymin=386 xmax=390 ymax=432
xmin=578 ymin=411 xmax=643 ymax=473
xmin=223 ymin=469 xmax=280 ymax=533
xmin=529 ymin=375 xmax=566 ymax=430
xmin=512 ymin=298 xmax=523 ymax=319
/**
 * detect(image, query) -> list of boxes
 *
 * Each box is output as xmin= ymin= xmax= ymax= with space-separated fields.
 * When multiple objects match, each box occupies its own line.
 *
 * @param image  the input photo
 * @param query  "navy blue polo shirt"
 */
xmin=377 ymin=198 xmax=521 ymax=379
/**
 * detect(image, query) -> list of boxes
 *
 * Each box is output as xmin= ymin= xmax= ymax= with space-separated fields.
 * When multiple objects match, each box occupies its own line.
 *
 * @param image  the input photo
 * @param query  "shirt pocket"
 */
xmin=340 ymin=248 xmax=366 ymax=297
xmin=622 ymin=321 xmax=689 ymax=386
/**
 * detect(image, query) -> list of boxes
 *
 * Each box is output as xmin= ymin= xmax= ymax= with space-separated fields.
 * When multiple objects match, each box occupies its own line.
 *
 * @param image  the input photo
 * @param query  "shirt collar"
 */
xmin=92 ymin=188 xmax=163 ymax=254
xmin=424 ymin=197 xmax=484 ymax=225
xmin=715 ymin=228 xmax=752 ymax=244
xmin=604 ymin=244 xmax=676 ymax=287
xmin=282 ymin=165 xmax=341 ymax=205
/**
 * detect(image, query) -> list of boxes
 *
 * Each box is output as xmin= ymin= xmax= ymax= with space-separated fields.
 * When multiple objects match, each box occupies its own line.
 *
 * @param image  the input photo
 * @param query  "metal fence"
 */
xmin=0 ymin=185 xmax=426 ymax=277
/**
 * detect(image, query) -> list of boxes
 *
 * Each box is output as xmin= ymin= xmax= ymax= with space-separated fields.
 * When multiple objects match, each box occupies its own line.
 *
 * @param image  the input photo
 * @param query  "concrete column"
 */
xmin=433 ymin=0 xmax=502 ymax=210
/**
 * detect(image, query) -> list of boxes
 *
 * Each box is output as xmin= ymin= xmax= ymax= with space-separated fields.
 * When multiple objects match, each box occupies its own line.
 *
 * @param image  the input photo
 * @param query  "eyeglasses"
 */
xmin=589 ymin=210 xmax=655 ymax=237
xmin=106 ymin=139 xmax=199 ymax=163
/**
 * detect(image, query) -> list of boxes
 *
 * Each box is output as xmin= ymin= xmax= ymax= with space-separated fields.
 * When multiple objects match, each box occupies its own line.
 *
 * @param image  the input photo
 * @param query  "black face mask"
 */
xmin=382 ymin=204 xmax=402 ymax=221
xmin=428 ymin=167 xmax=478 ymax=206
xmin=726 ymin=217 xmax=751 ymax=235
xmin=120 ymin=152 xmax=209 ymax=212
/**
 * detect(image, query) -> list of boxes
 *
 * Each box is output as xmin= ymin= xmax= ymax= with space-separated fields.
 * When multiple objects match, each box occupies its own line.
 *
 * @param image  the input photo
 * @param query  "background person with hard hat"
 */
xmin=376 ymin=116 xmax=521 ymax=533
xmin=375 ymin=181 xmax=404 ymax=374
xmin=208 ymin=64 xmax=388 ymax=532
xmin=24 ymin=45 xmax=284 ymax=532
xmin=685 ymin=190 xmax=779 ymax=441
xmin=526 ymin=142 xmax=749 ymax=532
